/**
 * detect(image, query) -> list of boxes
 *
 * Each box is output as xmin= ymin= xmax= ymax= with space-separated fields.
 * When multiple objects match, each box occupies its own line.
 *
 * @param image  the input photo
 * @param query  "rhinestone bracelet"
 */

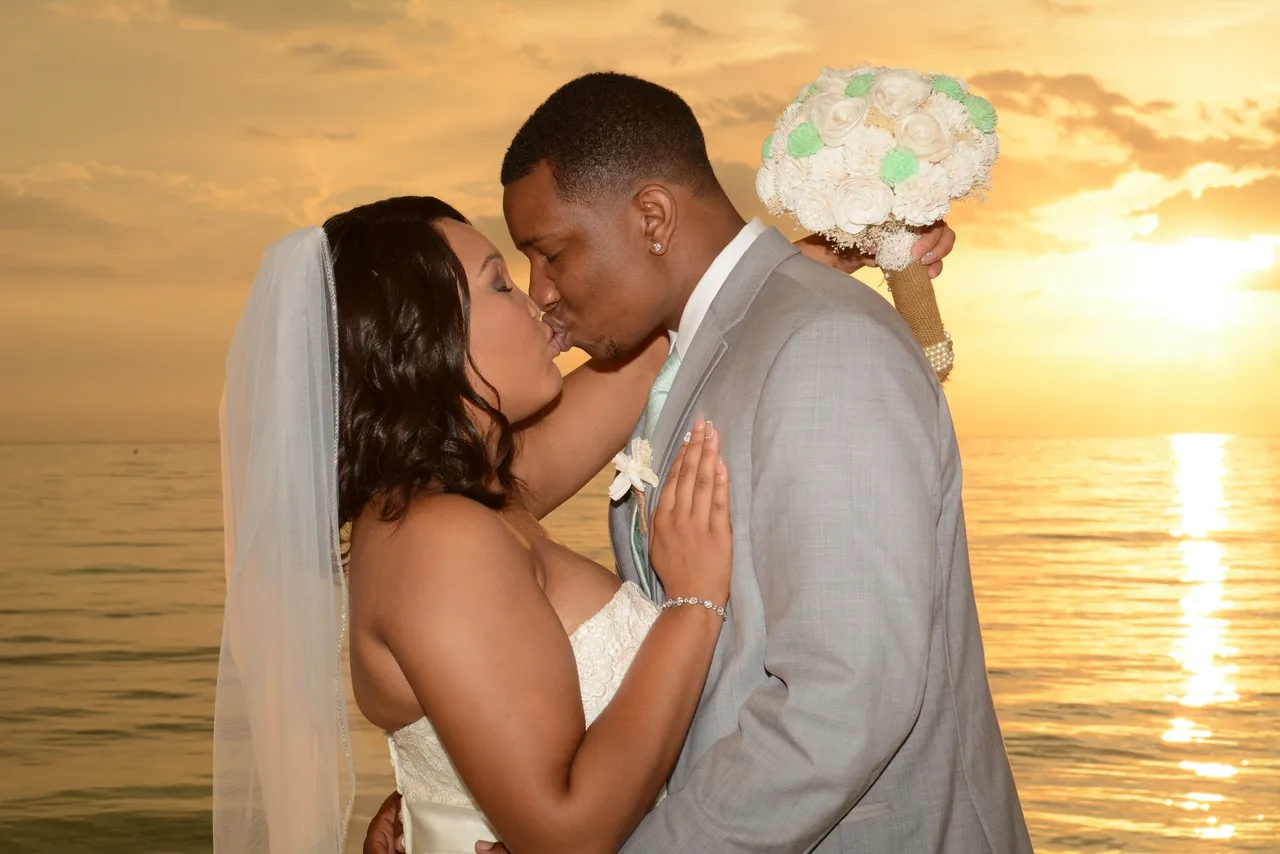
xmin=662 ymin=596 xmax=727 ymax=622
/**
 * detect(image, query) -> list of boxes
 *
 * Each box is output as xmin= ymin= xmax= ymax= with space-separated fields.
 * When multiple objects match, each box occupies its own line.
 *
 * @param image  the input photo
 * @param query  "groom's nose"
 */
xmin=528 ymin=263 xmax=559 ymax=312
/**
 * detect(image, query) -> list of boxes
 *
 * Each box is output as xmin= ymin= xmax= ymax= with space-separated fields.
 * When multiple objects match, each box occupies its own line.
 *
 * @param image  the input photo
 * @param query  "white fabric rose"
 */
xmin=941 ymin=142 xmax=983 ymax=196
xmin=807 ymin=144 xmax=848 ymax=186
xmin=977 ymin=131 xmax=1000 ymax=168
xmin=840 ymin=125 xmax=896 ymax=177
xmin=793 ymin=184 xmax=836 ymax=233
xmin=831 ymin=177 xmax=895 ymax=235
xmin=892 ymin=161 xmax=952 ymax=226
xmin=894 ymin=113 xmax=953 ymax=163
xmin=775 ymin=154 xmax=812 ymax=207
xmin=807 ymin=93 xmax=870 ymax=147
xmin=868 ymin=69 xmax=932 ymax=119
xmin=922 ymin=92 xmax=971 ymax=134
xmin=814 ymin=65 xmax=854 ymax=96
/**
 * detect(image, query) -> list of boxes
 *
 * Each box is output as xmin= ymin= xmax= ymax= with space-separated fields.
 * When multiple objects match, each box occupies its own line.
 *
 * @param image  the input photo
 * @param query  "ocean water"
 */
xmin=0 ymin=436 xmax=1276 ymax=853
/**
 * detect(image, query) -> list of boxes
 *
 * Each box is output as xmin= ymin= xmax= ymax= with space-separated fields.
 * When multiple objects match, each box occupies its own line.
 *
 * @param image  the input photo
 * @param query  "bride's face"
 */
xmin=436 ymin=218 xmax=564 ymax=423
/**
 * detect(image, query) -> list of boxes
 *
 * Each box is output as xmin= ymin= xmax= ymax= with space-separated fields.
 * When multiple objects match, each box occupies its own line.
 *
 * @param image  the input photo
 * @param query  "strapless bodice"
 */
xmin=387 ymin=580 xmax=660 ymax=853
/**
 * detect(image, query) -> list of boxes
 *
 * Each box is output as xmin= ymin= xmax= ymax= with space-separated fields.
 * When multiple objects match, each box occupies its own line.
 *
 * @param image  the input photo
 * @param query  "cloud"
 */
xmin=243 ymin=127 xmax=358 ymax=142
xmin=972 ymin=70 xmax=1134 ymax=116
xmin=1139 ymin=174 xmax=1280 ymax=242
xmin=0 ymin=186 xmax=113 ymax=234
xmin=971 ymin=70 xmax=1279 ymax=177
xmin=1036 ymin=0 xmax=1093 ymax=14
xmin=698 ymin=92 xmax=789 ymax=128
xmin=169 ymin=0 xmax=407 ymax=31
xmin=656 ymin=10 xmax=712 ymax=36
xmin=286 ymin=42 xmax=396 ymax=72
xmin=0 ymin=258 xmax=118 ymax=283
xmin=288 ymin=42 xmax=337 ymax=57
xmin=937 ymin=156 xmax=1122 ymax=253
xmin=1263 ymin=107 xmax=1280 ymax=134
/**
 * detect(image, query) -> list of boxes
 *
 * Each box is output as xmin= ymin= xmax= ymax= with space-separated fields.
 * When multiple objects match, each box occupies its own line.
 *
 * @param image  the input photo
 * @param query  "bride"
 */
xmin=215 ymin=195 xmax=733 ymax=854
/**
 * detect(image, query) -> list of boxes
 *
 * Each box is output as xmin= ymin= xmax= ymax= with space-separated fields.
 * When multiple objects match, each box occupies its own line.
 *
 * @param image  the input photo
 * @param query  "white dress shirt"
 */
xmin=670 ymin=218 xmax=767 ymax=359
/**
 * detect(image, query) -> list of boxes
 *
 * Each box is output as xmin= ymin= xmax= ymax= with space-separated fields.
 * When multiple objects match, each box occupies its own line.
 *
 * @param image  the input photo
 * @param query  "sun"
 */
xmin=1134 ymin=236 xmax=1277 ymax=329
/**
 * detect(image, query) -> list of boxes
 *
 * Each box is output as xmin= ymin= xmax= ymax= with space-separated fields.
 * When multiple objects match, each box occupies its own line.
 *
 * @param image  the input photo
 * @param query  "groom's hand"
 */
xmin=794 ymin=220 xmax=956 ymax=279
xmin=363 ymin=791 xmax=404 ymax=854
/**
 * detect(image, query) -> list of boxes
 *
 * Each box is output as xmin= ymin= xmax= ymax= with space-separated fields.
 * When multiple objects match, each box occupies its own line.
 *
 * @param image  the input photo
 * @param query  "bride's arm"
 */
xmin=507 ymin=224 xmax=955 ymax=520
xmin=379 ymin=441 xmax=727 ymax=854
xmin=511 ymin=331 xmax=668 ymax=519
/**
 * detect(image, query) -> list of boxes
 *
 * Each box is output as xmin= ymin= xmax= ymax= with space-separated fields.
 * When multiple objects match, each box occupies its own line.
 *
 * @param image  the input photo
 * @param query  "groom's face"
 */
xmin=504 ymin=163 xmax=664 ymax=361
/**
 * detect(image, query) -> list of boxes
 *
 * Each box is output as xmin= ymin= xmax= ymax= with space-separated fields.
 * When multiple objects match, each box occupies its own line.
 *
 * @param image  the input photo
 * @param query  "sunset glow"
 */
xmin=1 ymin=1 xmax=1278 ymax=440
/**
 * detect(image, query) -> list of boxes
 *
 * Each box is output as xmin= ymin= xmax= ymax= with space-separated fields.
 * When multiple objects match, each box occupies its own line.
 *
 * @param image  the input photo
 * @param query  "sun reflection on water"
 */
xmin=1163 ymin=434 xmax=1238 ymax=840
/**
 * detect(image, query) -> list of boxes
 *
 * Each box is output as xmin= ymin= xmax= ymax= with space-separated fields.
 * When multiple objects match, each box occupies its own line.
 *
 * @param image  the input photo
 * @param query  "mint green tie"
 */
xmin=631 ymin=348 xmax=681 ymax=596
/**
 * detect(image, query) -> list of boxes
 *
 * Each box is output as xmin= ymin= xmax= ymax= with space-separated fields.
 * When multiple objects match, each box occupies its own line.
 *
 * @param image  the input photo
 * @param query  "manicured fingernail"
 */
xmin=396 ymin=837 xmax=405 ymax=853
xmin=476 ymin=844 xmax=494 ymax=852
xmin=922 ymin=252 xmax=936 ymax=265
xmin=683 ymin=431 xmax=691 ymax=443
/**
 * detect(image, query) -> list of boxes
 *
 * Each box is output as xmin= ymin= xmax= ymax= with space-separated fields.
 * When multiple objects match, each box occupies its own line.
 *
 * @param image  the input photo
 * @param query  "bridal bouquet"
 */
xmin=756 ymin=65 xmax=1000 ymax=381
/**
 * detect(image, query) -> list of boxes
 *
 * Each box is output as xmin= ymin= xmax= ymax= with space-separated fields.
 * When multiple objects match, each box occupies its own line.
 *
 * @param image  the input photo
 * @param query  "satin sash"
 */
xmin=401 ymin=799 xmax=500 ymax=854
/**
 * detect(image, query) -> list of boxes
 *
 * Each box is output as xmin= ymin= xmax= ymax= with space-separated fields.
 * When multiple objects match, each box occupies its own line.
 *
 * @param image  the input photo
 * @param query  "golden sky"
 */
xmin=2 ymin=0 xmax=1278 ymax=441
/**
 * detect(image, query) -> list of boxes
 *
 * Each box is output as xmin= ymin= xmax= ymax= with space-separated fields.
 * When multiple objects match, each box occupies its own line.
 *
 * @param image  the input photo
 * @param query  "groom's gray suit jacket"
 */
xmin=610 ymin=227 xmax=1033 ymax=854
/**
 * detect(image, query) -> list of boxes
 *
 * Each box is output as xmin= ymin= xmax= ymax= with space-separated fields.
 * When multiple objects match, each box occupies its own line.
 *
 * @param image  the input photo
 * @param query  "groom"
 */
xmin=368 ymin=72 xmax=1033 ymax=853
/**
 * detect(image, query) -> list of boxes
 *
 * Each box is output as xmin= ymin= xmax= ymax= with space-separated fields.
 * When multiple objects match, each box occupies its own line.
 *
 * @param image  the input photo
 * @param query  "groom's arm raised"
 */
xmin=620 ymin=311 xmax=942 ymax=854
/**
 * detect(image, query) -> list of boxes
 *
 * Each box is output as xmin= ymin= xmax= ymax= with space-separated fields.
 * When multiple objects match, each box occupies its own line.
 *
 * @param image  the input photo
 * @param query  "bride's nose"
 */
xmin=522 ymin=288 xmax=540 ymax=319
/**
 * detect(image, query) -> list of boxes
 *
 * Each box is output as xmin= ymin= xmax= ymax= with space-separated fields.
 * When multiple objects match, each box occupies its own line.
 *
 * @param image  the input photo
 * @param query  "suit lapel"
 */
xmin=651 ymin=227 xmax=800 ymax=481
xmin=623 ymin=227 xmax=800 ymax=599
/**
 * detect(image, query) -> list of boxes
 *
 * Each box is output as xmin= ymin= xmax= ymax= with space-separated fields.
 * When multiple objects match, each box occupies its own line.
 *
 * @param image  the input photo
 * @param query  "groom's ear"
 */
xmin=634 ymin=184 xmax=677 ymax=256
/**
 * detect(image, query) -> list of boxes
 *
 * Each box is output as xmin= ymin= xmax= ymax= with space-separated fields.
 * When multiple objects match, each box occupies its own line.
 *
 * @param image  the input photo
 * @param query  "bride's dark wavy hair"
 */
xmin=324 ymin=196 xmax=517 ymax=525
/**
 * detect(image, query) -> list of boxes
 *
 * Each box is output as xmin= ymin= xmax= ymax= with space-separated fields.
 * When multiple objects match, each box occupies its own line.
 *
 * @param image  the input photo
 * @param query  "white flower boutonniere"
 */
xmin=611 ymin=438 xmax=660 ymax=536
xmin=610 ymin=438 xmax=658 ymax=501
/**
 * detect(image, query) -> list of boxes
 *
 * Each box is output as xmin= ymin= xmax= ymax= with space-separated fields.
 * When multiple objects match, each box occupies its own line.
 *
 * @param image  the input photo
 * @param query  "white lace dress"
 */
xmin=387 ymin=580 xmax=661 ymax=854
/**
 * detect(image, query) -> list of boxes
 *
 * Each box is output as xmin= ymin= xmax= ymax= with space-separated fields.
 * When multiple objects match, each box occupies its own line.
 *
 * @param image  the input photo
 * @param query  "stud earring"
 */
xmin=651 ymin=242 xmax=663 ymax=254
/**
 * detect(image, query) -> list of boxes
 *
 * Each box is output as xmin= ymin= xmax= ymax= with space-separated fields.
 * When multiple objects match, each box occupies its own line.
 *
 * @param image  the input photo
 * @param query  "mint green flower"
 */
xmin=762 ymin=133 xmax=774 ymax=160
xmin=930 ymin=75 xmax=966 ymax=101
xmin=879 ymin=147 xmax=919 ymax=185
xmin=786 ymin=122 xmax=824 ymax=158
xmin=844 ymin=74 xmax=874 ymax=98
xmin=963 ymin=94 xmax=998 ymax=132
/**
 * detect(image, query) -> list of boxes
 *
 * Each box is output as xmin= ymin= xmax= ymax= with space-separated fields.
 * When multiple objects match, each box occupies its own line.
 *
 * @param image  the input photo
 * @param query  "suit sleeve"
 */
xmin=619 ymin=312 xmax=943 ymax=853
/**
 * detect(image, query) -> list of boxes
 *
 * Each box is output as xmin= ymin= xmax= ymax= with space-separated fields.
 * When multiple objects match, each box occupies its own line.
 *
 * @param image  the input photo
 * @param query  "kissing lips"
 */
xmin=544 ymin=321 xmax=572 ymax=354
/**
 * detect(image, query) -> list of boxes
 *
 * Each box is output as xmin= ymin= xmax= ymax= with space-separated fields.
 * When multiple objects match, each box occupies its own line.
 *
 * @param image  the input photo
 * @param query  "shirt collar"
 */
xmin=671 ymin=218 xmax=766 ymax=359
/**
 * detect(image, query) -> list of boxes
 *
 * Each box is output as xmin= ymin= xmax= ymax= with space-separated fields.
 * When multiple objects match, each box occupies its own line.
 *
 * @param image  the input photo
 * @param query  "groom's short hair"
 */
xmin=501 ymin=72 xmax=719 ymax=201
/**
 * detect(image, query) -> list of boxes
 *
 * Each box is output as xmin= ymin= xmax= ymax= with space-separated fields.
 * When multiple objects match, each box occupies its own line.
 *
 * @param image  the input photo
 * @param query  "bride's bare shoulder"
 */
xmin=362 ymin=493 xmax=535 ymax=590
